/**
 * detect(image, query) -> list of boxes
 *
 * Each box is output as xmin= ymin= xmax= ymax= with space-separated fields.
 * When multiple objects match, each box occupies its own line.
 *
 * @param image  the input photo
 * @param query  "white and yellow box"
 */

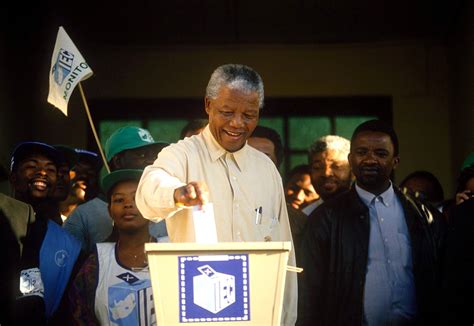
xmin=146 ymin=242 xmax=291 ymax=325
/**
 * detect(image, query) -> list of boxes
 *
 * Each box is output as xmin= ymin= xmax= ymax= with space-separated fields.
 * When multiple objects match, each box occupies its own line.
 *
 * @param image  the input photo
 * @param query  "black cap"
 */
xmin=75 ymin=148 xmax=103 ymax=171
xmin=53 ymin=145 xmax=79 ymax=168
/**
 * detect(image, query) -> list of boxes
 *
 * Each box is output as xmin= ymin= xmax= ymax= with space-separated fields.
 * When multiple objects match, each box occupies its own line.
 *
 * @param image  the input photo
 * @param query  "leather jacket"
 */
xmin=297 ymin=186 xmax=446 ymax=326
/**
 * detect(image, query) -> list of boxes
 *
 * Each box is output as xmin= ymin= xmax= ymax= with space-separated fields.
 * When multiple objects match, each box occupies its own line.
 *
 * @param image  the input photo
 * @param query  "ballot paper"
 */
xmin=192 ymin=203 xmax=218 ymax=243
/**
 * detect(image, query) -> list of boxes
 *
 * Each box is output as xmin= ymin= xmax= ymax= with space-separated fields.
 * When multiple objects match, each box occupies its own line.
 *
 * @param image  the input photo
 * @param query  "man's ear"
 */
xmin=111 ymin=155 xmax=122 ymax=170
xmin=393 ymin=156 xmax=400 ymax=169
xmin=205 ymin=97 xmax=211 ymax=115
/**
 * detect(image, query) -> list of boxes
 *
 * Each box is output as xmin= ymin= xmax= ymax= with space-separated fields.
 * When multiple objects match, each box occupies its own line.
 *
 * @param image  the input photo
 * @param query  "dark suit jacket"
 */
xmin=0 ymin=193 xmax=36 ymax=324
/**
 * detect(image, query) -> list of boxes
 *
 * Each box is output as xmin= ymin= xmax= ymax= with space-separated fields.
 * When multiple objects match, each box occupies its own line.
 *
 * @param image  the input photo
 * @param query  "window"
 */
xmin=91 ymin=96 xmax=391 ymax=178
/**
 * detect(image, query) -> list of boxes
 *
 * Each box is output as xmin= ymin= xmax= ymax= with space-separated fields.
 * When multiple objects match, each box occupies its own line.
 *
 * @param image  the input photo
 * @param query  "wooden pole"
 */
xmin=78 ymin=82 xmax=110 ymax=173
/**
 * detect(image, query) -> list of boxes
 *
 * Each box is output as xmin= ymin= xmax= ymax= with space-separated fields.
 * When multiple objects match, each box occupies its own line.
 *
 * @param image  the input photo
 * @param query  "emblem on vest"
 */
xmin=55 ymin=250 xmax=69 ymax=267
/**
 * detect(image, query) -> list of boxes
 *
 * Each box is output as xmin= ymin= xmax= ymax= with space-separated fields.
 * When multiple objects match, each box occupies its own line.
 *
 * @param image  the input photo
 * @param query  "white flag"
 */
xmin=47 ymin=26 xmax=93 ymax=116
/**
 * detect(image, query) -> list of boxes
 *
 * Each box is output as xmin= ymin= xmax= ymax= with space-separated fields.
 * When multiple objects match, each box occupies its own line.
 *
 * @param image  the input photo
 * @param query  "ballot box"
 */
xmin=145 ymin=242 xmax=291 ymax=325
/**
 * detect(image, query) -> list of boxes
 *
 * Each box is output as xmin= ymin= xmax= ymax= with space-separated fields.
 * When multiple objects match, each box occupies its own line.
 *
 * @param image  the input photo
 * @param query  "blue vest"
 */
xmin=39 ymin=220 xmax=81 ymax=318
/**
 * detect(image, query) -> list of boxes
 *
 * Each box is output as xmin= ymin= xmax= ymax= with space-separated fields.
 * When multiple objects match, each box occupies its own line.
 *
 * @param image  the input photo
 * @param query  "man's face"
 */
xmin=247 ymin=137 xmax=277 ymax=166
xmin=52 ymin=163 xmax=71 ymax=201
xmin=310 ymin=149 xmax=352 ymax=201
xmin=205 ymin=85 xmax=260 ymax=152
xmin=11 ymin=154 xmax=58 ymax=201
xmin=118 ymin=144 xmax=166 ymax=169
xmin=285 ymin=173 xmax=319 ymax=210
xmin=466 ymin=177 xmax=474 ymax=193
xmin=70 ymin=160 xmax=99 ymax=202
xmin=348 ymin=131 xmax=399 ymax=194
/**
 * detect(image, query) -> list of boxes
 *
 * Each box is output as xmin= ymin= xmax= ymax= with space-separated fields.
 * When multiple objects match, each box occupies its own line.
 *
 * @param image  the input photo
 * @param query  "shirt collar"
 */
xmin=202 ymin=125 xmax=247 ymax=171
xmin=231 ymin=146 xmax=247 ymax=171
xmin=355 ymin=182 xmax=394 ymax=207
xmin=202 ymin=126 xmax=226 ymax=162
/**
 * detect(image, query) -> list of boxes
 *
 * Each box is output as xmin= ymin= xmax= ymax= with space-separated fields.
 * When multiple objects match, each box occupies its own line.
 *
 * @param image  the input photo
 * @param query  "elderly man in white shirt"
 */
xmin=136 ymin=64 xmax=297 ymax=325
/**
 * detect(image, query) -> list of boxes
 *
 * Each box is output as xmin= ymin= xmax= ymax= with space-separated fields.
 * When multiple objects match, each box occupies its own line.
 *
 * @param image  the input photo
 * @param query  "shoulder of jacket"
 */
xmin=399 ymin=190 xmax=434 ymax=225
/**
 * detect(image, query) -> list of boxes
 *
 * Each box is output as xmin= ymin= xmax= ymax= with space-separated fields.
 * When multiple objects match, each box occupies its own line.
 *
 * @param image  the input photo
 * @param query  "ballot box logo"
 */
xmin=52 ymin=48 xmax=74 ymax=85
xmin=178 ymin=254 xmax=250 ymax=323
xmin=193 ymin=265 xmax=236 ymax=313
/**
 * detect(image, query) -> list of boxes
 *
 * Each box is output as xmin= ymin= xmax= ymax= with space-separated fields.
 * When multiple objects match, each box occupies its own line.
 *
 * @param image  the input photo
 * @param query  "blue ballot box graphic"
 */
xmin=108 ymin=278 xmax=156 ymax=326
xmin=193 ymin=265 xmax=236 ymax=313
xmin=178 ymin=254 xmax=250 ymax=323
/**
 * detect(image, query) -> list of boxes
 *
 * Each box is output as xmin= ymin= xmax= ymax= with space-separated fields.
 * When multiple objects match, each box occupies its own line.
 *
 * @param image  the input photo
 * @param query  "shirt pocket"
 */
xmin=255 ymin=213 xmax=280 ymax=241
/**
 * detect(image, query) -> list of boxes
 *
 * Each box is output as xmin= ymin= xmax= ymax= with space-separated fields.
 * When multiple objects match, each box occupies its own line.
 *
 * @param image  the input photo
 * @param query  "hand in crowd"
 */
xmin=174 ymin=181 xmax=209 ymax=208
xmin=455 ymin=190 xmax=473 ymax=205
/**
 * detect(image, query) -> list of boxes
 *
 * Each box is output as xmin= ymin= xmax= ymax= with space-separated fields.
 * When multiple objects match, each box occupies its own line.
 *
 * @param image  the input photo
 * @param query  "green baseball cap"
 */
xmin=104 ymin=127 xmax=169 ymax=162
xmin=101 ymin=169 xmax=143 ymax=198
xmin=461 ymin=152 xmax=474 ymax=171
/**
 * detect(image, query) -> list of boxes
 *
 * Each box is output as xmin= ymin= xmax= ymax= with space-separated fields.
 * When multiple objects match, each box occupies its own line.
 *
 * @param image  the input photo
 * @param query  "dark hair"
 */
xmin=250 ymin=126 xmax=284 ymax=167
xmin=351 ymin=119 xmax=399 ymax=156
xmin=286 ymin=164 xmax=311 ymax=184
xmin=180 ymin=119 xmax=208 ymax=139
xmin=456 ymin=166 xmax=474 ymax=193
xmin=400 ymin=170 xmax=444 ymax=202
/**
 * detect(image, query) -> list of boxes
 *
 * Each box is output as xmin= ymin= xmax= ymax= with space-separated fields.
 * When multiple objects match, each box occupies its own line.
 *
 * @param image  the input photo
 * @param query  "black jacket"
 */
xmin=442 ymin=199 xmax=474 ymax=325
xmin=297 ymin=186 xmax=446 ymax=326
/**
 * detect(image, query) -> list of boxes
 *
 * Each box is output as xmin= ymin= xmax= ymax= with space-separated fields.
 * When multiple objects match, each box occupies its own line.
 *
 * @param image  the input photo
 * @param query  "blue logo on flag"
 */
xmin=178 ymin=254 xmax=250 ymax=323
xmin=52 ymin=48 xmax=74 ymax=85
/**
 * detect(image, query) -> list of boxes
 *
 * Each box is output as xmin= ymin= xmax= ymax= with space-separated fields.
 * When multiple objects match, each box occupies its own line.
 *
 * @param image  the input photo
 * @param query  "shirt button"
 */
xmin=237 ymin=231 xmax=241 ymax=236
xmin=387 ymin=259 xmax=391 ymax=264
xmin=384 ymin=238 xmax=388 ymax=242
xmin=232 ymin=176 xmax=237 ymax=180
xmin=236 ymin=204 xmax=239 ymax=208
xmin=380 ymin=218 xmax=384 ymax=222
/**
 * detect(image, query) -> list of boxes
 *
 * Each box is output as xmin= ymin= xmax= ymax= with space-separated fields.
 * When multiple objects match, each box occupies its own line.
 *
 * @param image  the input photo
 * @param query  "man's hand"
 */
xmin=455 ymin=190 xmax=473 ymax=205
xmin=174 ymin=181 xmax=209 ymax=207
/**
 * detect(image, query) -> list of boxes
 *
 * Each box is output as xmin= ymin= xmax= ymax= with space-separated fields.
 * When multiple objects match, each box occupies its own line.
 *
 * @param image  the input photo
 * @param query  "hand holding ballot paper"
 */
xmin=174 ymin=181 xmax=218 ymax=244
xmin=174 ymin=181 xmax=209 ymax=207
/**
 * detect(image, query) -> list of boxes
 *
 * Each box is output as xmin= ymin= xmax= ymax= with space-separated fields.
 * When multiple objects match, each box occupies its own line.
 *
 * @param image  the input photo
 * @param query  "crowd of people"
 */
xmin=0 ymin=63 xmax=472 ymax=325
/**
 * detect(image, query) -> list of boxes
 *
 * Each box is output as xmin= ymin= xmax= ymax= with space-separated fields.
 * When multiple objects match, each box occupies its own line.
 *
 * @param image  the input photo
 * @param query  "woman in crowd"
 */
xmin=69 ymin=169 xmax=156 ymax=325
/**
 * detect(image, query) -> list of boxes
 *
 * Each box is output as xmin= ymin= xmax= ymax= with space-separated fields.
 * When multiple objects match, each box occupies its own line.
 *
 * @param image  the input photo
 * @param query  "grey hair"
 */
xmin=206 ymin=64 xmax=264 ymax=108
xmin=308 ymin=135 xmax=350 ymax=162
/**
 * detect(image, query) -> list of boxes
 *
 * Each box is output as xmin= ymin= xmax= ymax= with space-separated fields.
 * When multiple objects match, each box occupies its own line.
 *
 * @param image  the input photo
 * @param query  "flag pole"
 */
xmin=78 ymin=82 xmax=111 ymax=173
